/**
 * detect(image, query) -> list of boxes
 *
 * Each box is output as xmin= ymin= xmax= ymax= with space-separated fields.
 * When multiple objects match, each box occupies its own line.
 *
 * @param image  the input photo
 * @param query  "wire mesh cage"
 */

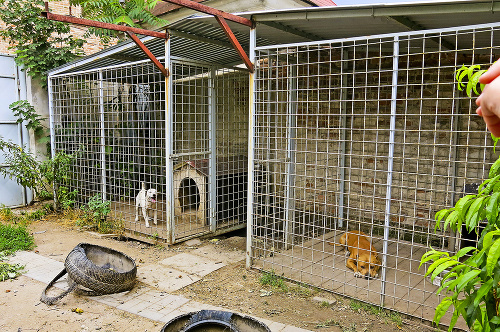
xmin=49 ymin=53 xmax=249 ymax=243
xmin=249 ymin=23 xmax=500 ymax=325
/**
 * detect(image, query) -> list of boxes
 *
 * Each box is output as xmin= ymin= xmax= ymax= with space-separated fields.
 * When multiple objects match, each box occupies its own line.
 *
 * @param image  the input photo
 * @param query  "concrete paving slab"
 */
xmin=138 ymin=263 xmax=201 ymax=292
xmin=10 ymin=249 xmax=314 ymax=332
xmin=160 ymin=252 xmax=225 ymax=277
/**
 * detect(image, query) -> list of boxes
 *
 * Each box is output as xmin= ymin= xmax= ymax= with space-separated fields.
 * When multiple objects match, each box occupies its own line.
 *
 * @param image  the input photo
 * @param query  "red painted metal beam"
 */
xmin=41 ymin=4 xmax=168 ymax=39
xmin=125 ymin=31 xmax=170 ymax=78
xmin=215 ymin=16 xmax=253 ymax=72
xmin=160 ymin=0 xmax=254 ymax=28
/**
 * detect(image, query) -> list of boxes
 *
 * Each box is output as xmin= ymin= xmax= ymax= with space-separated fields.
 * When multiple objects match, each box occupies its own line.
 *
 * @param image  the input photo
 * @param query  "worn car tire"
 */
xmin=41 ymin=243 xmax=137 ymax=305
xmin=65 ymin=243 xmax=137 ymax=295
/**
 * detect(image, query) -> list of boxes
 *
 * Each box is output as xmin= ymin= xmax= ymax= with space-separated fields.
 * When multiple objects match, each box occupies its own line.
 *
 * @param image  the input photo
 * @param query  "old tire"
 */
xmin=65 ymin=243 xmax=137 ymax=295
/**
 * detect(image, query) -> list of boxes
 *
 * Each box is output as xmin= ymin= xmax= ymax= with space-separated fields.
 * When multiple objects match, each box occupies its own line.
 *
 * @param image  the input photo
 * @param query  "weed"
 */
xmin=316 ymin=319 xmax=340 ymax=328
xmin=320 ymin=301 xmax=330 ymax=308
xmin=77 ymin=194 xmax=123 ymax=234
xmin=259 ymin=270 xmax=288 ymax=292
xmin=0 ymin=206 xmax=18 ymax=223
xmin=289 ymin=283 xmax=313 ymax=297
xmin=349 ymin=299 xmax=402 ymax=327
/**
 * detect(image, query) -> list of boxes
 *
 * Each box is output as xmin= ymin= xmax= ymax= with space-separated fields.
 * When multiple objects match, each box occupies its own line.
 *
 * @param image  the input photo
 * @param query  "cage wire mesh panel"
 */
xmin=50 ymin=60 xmax=168 ymax=239
xmin=50 ymin=55 xmax=249 ymax=244
xmin=250 ymin=23 xmax=500 ymax=325
xmin=170 ymin=60 xmax=249 ymax=242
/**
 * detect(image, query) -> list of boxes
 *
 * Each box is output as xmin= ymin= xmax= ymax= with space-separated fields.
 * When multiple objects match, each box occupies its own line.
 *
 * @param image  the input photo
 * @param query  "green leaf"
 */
xmin=456 ymin=195 xmax=475 ymax=221
xmin=473 ymin=279 xmax=493 ymax=307
xmin=434 ymin=297 xmax=453 ymax=326
xmin=454 ymin=269 xmax=481 ymax=292
xmin=483 ymin=230 xmax=500 ymax=250
xmin=444 ymin=210 xmax=459 ymax=232
xmin=490 ymin=158 xmax=500 ymax=178
xmin=487 ymin=237 xmax=500 ymax=275
xmin=426 ymin=256 xmax=450 ymax=278
xmin=455 ymin=246 xmax=477 ymax=259
xmin=487 ymin=192 xmax=500 ymax=224
xmin=431 ymin=260 xmax=460 ymax=283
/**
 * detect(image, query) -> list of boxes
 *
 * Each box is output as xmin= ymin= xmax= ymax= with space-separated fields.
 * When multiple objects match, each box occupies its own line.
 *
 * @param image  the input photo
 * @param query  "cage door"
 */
xmin=170 ymin=61 xmax=215 ymax=242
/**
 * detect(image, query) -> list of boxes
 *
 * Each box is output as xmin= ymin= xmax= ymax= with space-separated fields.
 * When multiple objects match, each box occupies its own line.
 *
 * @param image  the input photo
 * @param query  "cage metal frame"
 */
xmin=48 ymin=38 xmax=250 ymax=244
xmin=247 ymin=21 xmax=500 ymax=325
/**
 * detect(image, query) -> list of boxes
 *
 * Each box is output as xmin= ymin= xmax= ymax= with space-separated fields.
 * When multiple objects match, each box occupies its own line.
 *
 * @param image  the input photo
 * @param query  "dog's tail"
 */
xmin=326 ymin=241 xmax=345 ymax=253
xmin=142 ymin=182 xmax=146 ymax=190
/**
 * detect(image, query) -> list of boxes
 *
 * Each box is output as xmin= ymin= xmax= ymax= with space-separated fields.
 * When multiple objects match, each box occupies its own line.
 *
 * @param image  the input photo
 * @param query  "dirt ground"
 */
xmin=0 ymin=209 xmax=439 ymax=332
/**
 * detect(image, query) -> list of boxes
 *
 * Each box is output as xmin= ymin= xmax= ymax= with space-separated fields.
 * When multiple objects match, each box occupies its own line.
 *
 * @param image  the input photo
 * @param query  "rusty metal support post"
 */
xmin=215 ymin=16 xmax=253 ymax=72
xmin=160 ymin=0 xmax=253 ymax=27
xmin=125 ymin=31 xmax=170 ymax=77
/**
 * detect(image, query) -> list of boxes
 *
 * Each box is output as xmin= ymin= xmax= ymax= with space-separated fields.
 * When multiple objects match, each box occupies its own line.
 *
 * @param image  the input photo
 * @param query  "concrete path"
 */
xmin=9 ymin=249 xmax=312 ymax=332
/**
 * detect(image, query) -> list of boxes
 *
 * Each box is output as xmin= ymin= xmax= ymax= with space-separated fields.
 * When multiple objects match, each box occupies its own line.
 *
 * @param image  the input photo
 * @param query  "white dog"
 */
xmin=135 ymin=183 xmax=157 ymax=227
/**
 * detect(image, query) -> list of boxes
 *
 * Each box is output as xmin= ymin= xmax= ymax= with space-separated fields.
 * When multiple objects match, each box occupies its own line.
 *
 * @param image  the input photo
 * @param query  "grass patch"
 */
xmin=0 ymin=222 xmax=35 ymax=255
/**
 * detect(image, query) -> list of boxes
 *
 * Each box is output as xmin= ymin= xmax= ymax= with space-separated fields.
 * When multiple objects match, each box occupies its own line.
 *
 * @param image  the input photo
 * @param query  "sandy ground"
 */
xmin=0 ymin=211 xmax=439 ymax=332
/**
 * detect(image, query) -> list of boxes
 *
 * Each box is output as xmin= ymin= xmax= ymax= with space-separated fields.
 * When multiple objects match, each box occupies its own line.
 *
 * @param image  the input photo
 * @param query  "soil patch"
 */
xmin=1 ymin=211 xmax=437 ymax=332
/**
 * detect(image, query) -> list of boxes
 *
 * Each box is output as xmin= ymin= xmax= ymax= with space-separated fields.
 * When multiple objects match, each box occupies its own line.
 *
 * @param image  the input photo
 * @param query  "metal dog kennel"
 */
xmin=47 ymin=1 xmax=500 ymax=327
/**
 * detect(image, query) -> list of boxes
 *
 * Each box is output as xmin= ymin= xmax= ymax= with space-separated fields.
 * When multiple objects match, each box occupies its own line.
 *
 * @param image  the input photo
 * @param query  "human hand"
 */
xmin=476 ymin=61 xmax=500 ymax=137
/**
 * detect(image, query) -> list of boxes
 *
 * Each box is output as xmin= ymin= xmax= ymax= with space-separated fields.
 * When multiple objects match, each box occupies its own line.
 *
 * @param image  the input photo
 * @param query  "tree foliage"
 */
xmin=69 ymin=0 xmax=167 ymax=41
xmin=421 ymin=64 xmax=500 ymax=331
xmin=0 ymin=0 xmax=84 ymax=88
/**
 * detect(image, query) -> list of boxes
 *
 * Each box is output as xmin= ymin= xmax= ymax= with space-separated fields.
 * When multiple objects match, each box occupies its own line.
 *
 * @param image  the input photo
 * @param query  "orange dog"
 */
xmin=338 ymin=231 xmax=381 ymax=279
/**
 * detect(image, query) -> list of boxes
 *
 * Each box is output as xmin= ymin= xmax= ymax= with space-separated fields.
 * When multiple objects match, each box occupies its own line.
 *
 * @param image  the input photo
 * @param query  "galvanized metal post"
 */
xmin=284 ymin=62 xmax=297 ymax=249
xmin=208 ymin=67 xmax=217 ymax=233
xmin=165 ymin=35 xmax=174 ymax=244
xmin=47 ymin=77 xmax=57 ymax=207
xmin=380 ymin=35 xmax=399 ymax=308
xmin=246 ymin=27 xmax=256 ymax=269
xmin=338 ymin=48 xmax=348 ymax=228
xmin=99 ymin=70 xmax=107 ymax=201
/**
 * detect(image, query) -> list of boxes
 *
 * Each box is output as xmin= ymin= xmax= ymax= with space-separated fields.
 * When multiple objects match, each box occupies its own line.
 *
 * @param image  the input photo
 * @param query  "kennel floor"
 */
xmin=253 ymin=231 xmax=467 ymax=329
xmin=110 ymin=201 xmax=245 ymax=243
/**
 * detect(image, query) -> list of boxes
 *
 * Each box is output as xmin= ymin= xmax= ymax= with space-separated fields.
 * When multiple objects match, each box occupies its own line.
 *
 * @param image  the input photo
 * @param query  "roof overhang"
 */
xmin=48 ymin=0 xmax=500 ymax=76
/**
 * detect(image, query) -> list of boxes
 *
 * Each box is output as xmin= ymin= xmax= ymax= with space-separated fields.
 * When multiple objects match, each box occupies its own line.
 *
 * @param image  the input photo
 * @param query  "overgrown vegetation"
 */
xmin=0 ymin=139 xmax=78 ymax=210
xmin=77 ymin=194 xmax=122 ymax=234
xmin=0 ymin=0 xmax=84 ymax=88
xmin=421 ymin=64 xmax=500 ymax=331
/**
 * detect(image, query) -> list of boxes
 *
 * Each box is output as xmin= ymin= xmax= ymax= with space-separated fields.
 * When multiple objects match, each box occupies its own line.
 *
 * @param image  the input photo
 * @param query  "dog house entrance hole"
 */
xmin=179 ymin=177 xmax=201 ymax=212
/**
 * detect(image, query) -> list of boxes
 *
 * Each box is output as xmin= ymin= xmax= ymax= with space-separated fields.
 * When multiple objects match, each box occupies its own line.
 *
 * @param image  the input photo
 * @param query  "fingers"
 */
xmin=479 ymin=60 xmax=500 ymax=84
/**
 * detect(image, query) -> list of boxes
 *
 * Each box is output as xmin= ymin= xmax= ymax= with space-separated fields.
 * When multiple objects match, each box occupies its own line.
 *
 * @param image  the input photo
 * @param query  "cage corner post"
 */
xmin=209 ymin=67 xmax=217 ymax=233
xmin=246 ymin=26 xmax=256 ymax=270
xmin=164 ymin=33 xmax=174 ymax=244
xmin=47 ymin=76 xmax=57 ymax=208
xmin=380 ymin=35 xmax=399 ymax=308
xmin=98 ymin=69 xmax=107 ymax=201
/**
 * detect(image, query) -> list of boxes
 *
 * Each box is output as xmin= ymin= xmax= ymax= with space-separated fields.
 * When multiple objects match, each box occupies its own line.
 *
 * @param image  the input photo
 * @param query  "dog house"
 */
xmin=173 ymin=157 xmax=250 ymax=235
xmin=47 ymin=0 xmax=500 ymax=328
